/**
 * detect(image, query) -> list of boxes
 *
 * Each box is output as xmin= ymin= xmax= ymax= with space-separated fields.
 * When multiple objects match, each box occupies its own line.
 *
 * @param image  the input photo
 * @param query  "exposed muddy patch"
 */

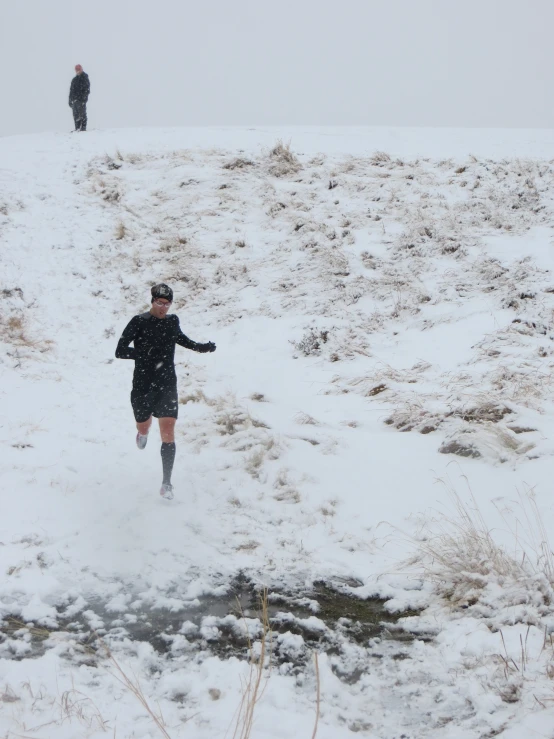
xmin=0 ymin=576 xmax=430 ymax=677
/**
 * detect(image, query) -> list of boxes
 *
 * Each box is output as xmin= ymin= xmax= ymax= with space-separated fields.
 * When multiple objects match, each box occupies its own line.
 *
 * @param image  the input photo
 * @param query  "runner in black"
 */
xmin=115 ymin=284 xmax=216 ymax=499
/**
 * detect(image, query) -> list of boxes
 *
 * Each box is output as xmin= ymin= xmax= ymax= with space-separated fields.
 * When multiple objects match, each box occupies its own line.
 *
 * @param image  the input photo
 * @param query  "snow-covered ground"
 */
xmin=3 ymin=126 xmax=554 ymax=737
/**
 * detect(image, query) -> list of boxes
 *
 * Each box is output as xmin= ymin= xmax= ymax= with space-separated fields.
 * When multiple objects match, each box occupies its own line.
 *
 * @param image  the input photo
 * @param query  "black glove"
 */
xmin=203 ymin=341 xmax=216 ymax=353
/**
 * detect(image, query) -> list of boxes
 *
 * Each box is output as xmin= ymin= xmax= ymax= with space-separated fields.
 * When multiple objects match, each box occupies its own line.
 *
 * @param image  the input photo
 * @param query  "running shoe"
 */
xmin=136 ymin=432 xmax=148 ymax=450
xmin=160 ymin=483 xmax=174 ymax=500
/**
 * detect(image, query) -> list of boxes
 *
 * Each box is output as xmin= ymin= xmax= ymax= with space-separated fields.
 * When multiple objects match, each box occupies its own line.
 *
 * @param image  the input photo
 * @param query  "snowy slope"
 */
xmin=2 ymin=127 xmax=554 ymax=737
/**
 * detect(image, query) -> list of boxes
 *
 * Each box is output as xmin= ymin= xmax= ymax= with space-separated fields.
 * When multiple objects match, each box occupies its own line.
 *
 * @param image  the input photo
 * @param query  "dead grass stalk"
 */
xmin=95 ymin=635 xmax=173 ymax=739
xmin=311 ymin=651 xmax=320 ymax=739
xmin=232 ymin=588 xmax=272 ymax=739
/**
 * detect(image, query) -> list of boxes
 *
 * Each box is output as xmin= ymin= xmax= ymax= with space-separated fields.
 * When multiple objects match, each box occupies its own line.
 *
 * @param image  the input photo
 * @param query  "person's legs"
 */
xmin=159 ymin=417 xmax=176 ymax=486
xmin=73 ymin=102 xmax=86 ymax=131
xmin=72 ymin=103 xmax=79 ymax=130
xmin=152 ymin=387 xmax=178 ymax=498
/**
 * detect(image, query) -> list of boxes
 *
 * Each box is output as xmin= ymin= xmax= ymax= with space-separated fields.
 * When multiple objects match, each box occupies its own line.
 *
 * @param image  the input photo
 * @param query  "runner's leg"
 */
xmin=136 ymin=417 xmax=152 ymax=436
xmin=131 ymin=389 xmax=153 ymax=447
xmin=159 ymin=417 xmax=176 ymax=486
xmin=159 ymin=417 xmax=176 ymax=443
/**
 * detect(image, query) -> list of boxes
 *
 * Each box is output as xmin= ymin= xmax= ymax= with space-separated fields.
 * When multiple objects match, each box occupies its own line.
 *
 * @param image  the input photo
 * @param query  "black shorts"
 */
xmin=131 ymin=384 xmax=179 ymax=423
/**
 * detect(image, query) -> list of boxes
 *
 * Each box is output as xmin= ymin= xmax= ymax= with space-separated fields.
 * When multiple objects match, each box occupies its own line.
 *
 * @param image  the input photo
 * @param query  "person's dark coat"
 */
xmin=69 ymin=73 xmax=90 ymax=105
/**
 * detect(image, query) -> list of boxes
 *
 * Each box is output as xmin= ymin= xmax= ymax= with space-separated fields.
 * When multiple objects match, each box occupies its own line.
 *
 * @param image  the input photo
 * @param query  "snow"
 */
xmin=2 ymin=125 xmax=554 ymax=737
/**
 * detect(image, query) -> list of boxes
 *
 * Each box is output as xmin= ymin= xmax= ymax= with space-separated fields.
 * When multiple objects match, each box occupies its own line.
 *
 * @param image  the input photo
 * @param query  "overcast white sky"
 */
xmin=1 ymin=0 xmax=553 ymax=136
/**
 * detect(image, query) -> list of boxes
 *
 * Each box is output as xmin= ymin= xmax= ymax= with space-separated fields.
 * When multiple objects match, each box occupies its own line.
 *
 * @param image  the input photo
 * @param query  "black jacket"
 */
xmin=69 ymin=72 xmax=90 ymax=105
xmin=115 ymin=312 xmax=212 ymax=392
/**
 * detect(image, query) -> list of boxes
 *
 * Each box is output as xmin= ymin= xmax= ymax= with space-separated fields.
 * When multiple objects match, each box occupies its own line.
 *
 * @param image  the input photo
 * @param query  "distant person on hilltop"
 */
xmin=115 ymin=284 xmax=216 ymax=500
xmin=69 ymin=64 xmax=90 ymax=132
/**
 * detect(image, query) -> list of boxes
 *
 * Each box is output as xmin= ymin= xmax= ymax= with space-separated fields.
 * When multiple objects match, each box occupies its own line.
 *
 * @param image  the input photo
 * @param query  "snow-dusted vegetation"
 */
xmin=3 ymin=128 xmax=554 ymax=737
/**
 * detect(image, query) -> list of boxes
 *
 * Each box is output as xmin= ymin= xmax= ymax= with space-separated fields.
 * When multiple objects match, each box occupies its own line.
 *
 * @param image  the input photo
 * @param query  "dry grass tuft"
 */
xmin=224 ymin=157 xmax=255 ymax=170
xmin=370 ymin=151 xmax=392 ymax=166
xmin=103 ymin=154 xmax=122 ymax=171
xmin=408 ymin=483 xmax=554 ymax=607
xmin=101 ymin=182 xmax=122 ymax=202
xmin=245 ymin=448 xmax=266 ymax=478
xmin=294 ymin=329 xmax=329 ymax=357
xmin=0 ymin=311 xmax=52 ymax=354
xmin=384 ymin=400 xmax=434 ymax=434
xmin=216 ymin=410 xmax=251 ymax=436
xmin=295 ymin=412 xmax=321 ymax=426
xmin=57 ymin=687 xmax=109 ymax=731
xmin=235 ymin=540 xmax=260 ymax=552
xmin=159 ymin=234 xmax=188 ymax=252
xmin=273 ymin=468 xmax=301 ymax=503
xmin=414 ymin=489 xmax=519 ymax=603
xmin=115 ymin=221 xmax=126 ymax=240
xmin=7 ymin=315 xmax=24 ymax=335
xmin=179 ymin=388 xmax=211 ymax=405
xmin=267 ymin=140 xmax=302 ymax=178
xmin=250 ymin=392 xmax=267 ymax=402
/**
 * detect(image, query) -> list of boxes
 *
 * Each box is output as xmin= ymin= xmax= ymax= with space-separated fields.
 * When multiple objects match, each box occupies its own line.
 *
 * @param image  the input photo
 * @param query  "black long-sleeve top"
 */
xmin=69 ymin=72 xmax=90 ymax=104
xmin=115 ymin=312 xmax=211 ymax=392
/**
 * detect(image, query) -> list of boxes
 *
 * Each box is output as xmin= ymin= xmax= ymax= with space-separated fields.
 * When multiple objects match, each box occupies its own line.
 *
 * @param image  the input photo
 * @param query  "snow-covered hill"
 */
xmin=3 ymin=127 xmax=554 ymax=738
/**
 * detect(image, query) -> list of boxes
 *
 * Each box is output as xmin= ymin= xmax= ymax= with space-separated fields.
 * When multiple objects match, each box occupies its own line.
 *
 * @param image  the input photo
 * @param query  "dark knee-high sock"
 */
xmin=161 ymin=442 xmax=176 ymax=485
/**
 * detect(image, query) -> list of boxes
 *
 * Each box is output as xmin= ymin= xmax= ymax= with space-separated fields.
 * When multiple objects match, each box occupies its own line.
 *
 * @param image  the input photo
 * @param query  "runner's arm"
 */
xmin=175 ymin=317 xmax=216 ymax=353
xmin=115 ymin=317 xmax=140 ymax=359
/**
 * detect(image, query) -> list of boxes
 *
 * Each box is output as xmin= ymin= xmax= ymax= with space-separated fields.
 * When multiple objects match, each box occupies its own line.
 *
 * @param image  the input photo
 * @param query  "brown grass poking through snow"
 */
xmin=1 ymin=310 xmax=53 ymax=354
xmin=115 ymin=220 xmax=126 ymax=240
xmin=57 ymin=688 xmax=109 ymax=732
xmin=267 ymin=140 xmax=302 ymax=178
xmin=223 ymin=157 xmax=255 ymax=170
xmin=96 ymin=635 xmax=175 ymax=739
xmin=416 ymin=487 xmax=519 ymax=590
xmin=232 ymin=588 xmax=272 ymax=739
xmin=408 ymin=482 xmax=554 ymax=607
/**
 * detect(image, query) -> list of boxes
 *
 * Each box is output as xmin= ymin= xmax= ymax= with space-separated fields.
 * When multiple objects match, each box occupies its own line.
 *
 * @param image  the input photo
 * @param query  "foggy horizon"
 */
xmin=1 ymin=0 xmax=553 ymax=137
